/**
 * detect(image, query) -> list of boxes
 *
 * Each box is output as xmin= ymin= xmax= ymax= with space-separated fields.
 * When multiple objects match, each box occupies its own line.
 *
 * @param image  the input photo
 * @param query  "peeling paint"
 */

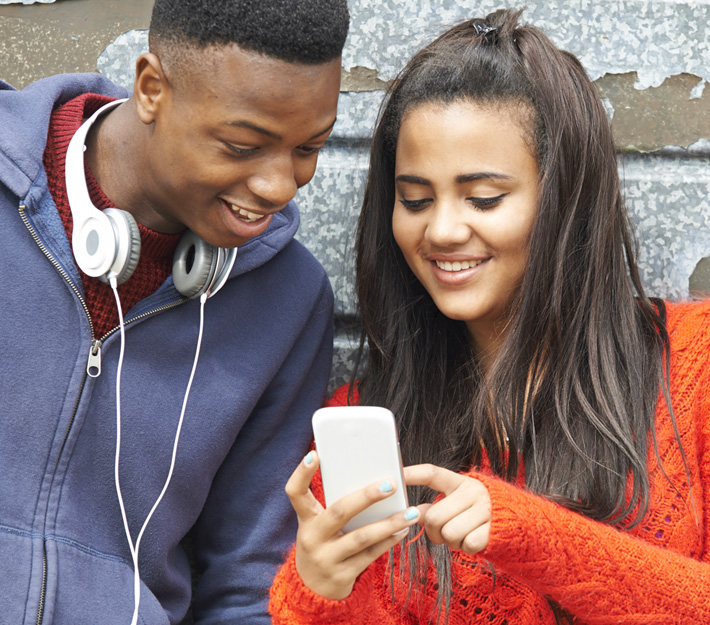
xmin=596 ymin=72 xmax=710 ymax=152
xmin=611 ymin=154 xmax=710 ymax=299
xmin=340 ymin=65 xmax=389 ymax=92
xmin=689 ymin=257 xmax=710 ymax=297
xmin=689 ymin=138 xmax=710 ymax=153
xmin=690 ymin=78 xmax=706 ymax=99
xmin=91 ymin=3 xmax=710 ymax=153
xmin=601 ymin=97 xmax=615 ymax=122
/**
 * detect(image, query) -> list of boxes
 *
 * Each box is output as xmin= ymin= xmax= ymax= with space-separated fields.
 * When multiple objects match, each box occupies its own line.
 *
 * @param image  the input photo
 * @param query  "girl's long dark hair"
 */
xmin=352 ymin=8 xmax=677 ymax=622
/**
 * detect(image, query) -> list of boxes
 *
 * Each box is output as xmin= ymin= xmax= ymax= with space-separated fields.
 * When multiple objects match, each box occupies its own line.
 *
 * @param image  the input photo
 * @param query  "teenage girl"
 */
xmin=270 ymin=9 xmax=710 ymax=624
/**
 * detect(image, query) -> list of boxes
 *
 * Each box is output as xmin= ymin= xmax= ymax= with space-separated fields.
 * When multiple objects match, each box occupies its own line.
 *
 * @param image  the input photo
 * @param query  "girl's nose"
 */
xmin=424 ymin=202 xmax=472 ymax=248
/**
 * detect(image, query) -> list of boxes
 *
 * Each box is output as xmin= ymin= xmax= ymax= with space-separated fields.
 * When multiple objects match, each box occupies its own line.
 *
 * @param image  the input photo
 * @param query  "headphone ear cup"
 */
xmin=172 ymin=230 xmax=217 ymax=299
xmin=100 ymin=208 xmax=141 ymax=285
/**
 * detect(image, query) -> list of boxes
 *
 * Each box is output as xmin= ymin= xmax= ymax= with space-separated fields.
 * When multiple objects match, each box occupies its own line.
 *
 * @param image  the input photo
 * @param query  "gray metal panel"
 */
xmin=3 ymin=0 xmax=708 ymax=390
xmin=342 ymin=1 xmax=710 ymax=88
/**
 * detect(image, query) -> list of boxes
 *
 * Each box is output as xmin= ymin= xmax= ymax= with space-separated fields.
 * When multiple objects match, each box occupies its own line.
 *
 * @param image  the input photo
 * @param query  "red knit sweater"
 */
xmin=43 ymin=93 xmax=182 ymax=339
xmin=269 ymin=301 xmax=710 ymax=624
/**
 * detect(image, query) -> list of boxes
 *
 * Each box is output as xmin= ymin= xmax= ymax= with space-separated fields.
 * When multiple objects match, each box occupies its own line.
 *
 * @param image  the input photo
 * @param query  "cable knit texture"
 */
xmin=270 ymin=300 xmax=710 ymax=624
xmin=43 ymin=93 xmax=181 ymax=338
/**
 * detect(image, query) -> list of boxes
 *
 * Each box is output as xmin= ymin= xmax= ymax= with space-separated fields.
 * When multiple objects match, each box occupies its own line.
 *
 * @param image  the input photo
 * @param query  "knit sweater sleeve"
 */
xmin=477 ymin=470 xmax=710 ymax=623
xmin=478 ymin=301 xmax=710 ymax=623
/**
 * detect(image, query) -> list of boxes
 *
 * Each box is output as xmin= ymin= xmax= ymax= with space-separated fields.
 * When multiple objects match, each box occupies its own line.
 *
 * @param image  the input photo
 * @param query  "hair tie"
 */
xmin=472 ymin=20 xmax=499 ymax=44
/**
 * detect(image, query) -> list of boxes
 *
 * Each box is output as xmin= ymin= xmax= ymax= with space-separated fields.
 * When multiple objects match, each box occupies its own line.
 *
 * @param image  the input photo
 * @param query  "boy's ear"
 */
xmin=133 ymin=53 xmax=169 ymax=125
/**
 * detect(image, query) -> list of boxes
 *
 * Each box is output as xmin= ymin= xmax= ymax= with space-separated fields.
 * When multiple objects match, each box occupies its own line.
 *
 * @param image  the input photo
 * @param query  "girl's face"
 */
xmin=392 ymin=100 xmax=539 ymax=354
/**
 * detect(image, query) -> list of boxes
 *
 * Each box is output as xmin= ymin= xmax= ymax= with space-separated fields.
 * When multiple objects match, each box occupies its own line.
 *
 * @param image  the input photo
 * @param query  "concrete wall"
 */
xmin=2 ymin=0 xmax=709 ymax=389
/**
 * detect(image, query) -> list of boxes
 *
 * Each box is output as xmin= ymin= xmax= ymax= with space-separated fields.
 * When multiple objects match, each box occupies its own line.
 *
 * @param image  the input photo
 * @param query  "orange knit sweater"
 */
xmin=269 ymin=301 xmax=710 ymax=624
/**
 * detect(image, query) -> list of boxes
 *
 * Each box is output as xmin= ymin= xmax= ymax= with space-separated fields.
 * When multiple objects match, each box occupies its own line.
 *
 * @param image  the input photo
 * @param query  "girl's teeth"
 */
xmin=231 ymin=205 xmax=262 ymax=223
xmin=435 ymin=259 xmax=483 ymax=272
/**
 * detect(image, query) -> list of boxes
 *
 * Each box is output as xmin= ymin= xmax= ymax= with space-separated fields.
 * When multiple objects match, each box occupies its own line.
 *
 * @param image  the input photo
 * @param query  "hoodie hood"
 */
xmin=0 ymin=74 xmax=127 ymax=199
xmin=0 ymin=73 xmax=301 ymax=284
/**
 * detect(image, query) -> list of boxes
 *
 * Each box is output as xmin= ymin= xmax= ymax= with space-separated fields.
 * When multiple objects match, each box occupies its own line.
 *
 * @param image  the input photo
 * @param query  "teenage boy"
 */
xmin=0 ymin=0 xmax=348 ymax=623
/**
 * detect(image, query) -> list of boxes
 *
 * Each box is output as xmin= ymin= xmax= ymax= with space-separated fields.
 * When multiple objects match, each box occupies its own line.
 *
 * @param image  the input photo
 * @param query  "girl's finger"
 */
xmin=316 ymin=476 xmax=402 ymax=538
xmin=342 ymin=530 xmax=408 ymax=575
xmin=403 ymin=463 xmax=466 ymax=495
xmin=423 ymin=481 xmax=490 ymax=543
xmin=339 ymin=506 xmax=421 ymax=562
xmin=460 ymin=522 xmax=491 ymax=555
xmin=424 ymin=488 xmax=474 ymax=535
xmin=285 ymin=450 xmax=325 ymax=521
xmin=295 ymin=504 xmax=421 ymax=600
xmin=435 ymin=506 xmax=490 ymax=551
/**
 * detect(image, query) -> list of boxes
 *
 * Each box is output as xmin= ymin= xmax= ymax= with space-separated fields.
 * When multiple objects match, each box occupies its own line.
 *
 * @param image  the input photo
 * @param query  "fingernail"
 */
xmin=379 ymin=480 xmax=393 ymax=493
xmin=304 ymin=452 xmax=314 ymax=465
xmin=404 ymin=507 xmax=419 ymax=521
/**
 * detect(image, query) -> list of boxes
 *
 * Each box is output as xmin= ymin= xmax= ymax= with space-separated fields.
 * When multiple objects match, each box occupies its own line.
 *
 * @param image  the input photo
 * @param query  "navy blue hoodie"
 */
xmin=0 ymin=73 xmax=333 ymax=625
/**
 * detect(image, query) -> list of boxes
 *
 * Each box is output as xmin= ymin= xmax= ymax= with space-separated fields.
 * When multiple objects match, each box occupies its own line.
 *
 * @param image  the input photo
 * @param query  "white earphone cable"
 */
xmin=111 ymin=278 xmax=208 ymax=625
xmin=110 ymin=276 xmax=141 ymax=625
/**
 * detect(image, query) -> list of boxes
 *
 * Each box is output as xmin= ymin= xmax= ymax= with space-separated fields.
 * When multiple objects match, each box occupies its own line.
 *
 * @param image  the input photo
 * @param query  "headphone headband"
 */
xmin=66 ymin=99 xmax=140 ymax=284
xmin=65 ymin=99 xmax=237 ymax=297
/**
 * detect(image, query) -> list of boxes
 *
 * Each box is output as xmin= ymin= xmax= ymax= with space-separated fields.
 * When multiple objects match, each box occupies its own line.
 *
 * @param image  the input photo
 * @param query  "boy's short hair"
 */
xmin=149 ymin=0 xmax=350 ymax=64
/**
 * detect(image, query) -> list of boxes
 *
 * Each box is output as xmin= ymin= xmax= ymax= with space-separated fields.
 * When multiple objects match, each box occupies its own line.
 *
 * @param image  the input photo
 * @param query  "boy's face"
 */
xmin=136 ymin=44 xmax=341 ymax=248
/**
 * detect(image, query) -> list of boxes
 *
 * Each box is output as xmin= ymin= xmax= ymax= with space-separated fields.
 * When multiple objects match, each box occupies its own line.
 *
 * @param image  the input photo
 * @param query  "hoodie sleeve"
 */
xmin=188 ymin=267 xmax=335 ymax=625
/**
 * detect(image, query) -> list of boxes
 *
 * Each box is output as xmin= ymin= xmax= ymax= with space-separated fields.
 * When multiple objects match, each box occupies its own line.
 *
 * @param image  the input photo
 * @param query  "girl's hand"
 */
xmin=404 ymin=464 xmax=491 ymax=554
xmin=285 ymin=450 xmax=422 ymax=600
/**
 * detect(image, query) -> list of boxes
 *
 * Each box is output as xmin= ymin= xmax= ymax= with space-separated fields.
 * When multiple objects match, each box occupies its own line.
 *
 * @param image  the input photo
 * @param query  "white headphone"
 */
xmin=65 ymin=98 xmax=237 ymax=299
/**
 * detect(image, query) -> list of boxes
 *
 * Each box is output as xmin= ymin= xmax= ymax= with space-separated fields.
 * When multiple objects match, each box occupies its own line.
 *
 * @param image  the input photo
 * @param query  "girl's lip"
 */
xmin=426 ymin=254 xmax=490 ymax=263
xmin=429 ymin=257 xmax=490 ymax=284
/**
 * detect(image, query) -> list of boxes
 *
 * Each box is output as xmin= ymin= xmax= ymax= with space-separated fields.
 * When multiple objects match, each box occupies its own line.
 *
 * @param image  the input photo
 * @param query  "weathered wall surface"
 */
xmin=2 ymin=0 xmax=708 ymax=388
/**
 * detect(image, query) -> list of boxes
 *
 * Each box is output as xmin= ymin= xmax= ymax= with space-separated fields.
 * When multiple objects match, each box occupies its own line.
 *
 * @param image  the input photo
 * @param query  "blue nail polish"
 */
xmin=304 ymin=452 xmax=314 ymax=465
xmin=379 ymin=480 xmax=393 ymax=493
xmin=404 ymin=507 xmax=419 ymax=521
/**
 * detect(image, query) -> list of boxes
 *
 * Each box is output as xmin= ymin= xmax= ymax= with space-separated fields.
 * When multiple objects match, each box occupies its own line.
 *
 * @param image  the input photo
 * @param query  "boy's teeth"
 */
xmin=435 ymin=259 xmax=484 ymax=272
xmin=231 ymin=205 xmax=262 ymax=222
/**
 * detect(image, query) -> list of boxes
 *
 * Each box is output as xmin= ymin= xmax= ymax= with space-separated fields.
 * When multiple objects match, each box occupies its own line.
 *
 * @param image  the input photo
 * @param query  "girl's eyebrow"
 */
xmin=455 ymin=172 xmax=513 ymax=183
xmin=395 ymin=172 xmax=513 ymax=185
xmin=395 ymin=174 xmax=430 ymax=185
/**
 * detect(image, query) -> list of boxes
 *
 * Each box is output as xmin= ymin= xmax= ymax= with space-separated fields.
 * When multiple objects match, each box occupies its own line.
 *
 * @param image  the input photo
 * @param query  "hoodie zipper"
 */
xmin=19 ymin=204 xmax=186 ymax=624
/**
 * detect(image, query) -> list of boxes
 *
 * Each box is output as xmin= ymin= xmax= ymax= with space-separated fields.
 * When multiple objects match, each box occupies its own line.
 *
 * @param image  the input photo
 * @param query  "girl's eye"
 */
xmin=467 ymin=193 xmax=508 ymax=210
xmin=398 ymin=197 xmax=431 ymax=211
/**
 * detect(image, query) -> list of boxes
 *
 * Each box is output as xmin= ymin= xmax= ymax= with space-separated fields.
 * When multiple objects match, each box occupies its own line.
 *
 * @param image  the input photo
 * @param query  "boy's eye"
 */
xmin=223 ymin=142 xmax=257 ymax=156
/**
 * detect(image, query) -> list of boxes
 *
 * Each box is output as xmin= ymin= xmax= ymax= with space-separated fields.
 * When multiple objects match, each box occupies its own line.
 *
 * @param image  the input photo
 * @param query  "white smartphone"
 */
xmin=312 ymin=405 xmax=408 ymax=533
